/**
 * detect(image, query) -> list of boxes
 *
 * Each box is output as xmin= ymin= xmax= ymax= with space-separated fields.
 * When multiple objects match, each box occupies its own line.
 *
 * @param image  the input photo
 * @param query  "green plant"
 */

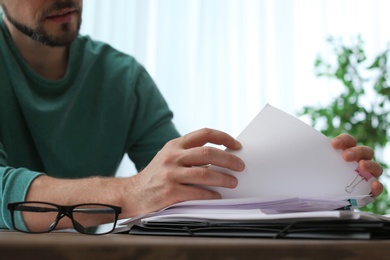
xmin=299 ymin=36 xmax=390 ymax=214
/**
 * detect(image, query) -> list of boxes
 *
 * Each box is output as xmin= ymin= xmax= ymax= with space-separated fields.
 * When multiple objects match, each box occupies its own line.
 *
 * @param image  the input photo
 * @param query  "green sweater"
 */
xmin=0 ymin=17 xmax=180 ymax=229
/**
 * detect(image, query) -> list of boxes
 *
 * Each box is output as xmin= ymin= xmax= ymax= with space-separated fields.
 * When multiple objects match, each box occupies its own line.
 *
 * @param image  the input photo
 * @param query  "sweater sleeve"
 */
xmin=0 ymin=141 xmax=44 ymax=229
xmin=126 ymin=67 xmax=181 ymax=171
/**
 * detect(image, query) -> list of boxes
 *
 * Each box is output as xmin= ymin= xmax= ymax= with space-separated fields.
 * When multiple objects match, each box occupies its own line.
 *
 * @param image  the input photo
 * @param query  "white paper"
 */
xmin=208 ymin=104 xmax=375 ymax=198
xmin=120 ymin=195 xmax=375 ymax=228
xmin=141 ymin=209 xmax=390 ymax=224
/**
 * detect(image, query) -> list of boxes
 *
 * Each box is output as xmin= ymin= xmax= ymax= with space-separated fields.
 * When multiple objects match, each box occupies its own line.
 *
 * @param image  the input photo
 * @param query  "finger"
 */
xmin=180 ymin=146 xmax=245 ymax=172
xmin=175 ymin=167 xmax=238 ymax=188
xmin=358 ymin=160 xmax=383 ymax=179
xmin=342 ymin=146 xmax=374 ymax=162
xmin=370 ymin=180 xmax=384 ymax=197
xmin=331 ymin=133 xmax=357 ymax=150
xmin=179 ymin=128 xmax=241 ymax=150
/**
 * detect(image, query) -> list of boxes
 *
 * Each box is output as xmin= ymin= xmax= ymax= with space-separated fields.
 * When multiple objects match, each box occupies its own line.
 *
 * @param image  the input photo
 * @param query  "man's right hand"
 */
xmin=122 ymin=128 xmax=245 ymax=217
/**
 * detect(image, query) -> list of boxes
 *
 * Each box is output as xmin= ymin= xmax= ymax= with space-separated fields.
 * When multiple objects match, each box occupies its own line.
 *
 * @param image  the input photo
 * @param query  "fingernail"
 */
xmin=231 ymin=178 xmax=238 ymax=187
xmin=364 ymin=161 xmax=371 ymax=169
xmin=346 ymin=151 xmax=354 ymax=160
xmin=237 ymin=160 xmax=245 ymax=171
xmin=235 ymin=140 xmax=242 ymax=149
xmin=332 ymin=139 xmax=341 ymax=147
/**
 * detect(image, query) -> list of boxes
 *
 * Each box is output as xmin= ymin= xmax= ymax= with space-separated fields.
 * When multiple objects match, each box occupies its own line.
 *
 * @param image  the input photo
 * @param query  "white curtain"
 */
xmin=80 ymin=0 xmax=390 ymax=175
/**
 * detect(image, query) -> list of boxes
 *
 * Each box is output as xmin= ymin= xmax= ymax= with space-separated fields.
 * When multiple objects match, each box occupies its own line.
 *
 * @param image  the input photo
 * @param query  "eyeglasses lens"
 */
xmin=72 ymin=205 xmax=117 ymax=235
xmin=13 ymin=202 xmax=59 ymax=233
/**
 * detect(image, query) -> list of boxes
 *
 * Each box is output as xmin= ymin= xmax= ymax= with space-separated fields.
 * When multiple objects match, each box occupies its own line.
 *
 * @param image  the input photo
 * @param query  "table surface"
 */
xmin=1 ymin=231 xmax=390 ymax=260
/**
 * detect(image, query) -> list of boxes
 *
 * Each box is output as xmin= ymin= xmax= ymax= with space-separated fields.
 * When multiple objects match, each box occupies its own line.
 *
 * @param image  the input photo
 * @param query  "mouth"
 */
xmin=45 ymin=8 xmax=78 ymax=24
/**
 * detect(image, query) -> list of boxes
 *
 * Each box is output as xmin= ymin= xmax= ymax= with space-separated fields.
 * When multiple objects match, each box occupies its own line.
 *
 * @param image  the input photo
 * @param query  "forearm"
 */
xmin=27 ymin=175 xmax=123 ymax=206
xmin=24 ymin=175 xmax=137 ymax=230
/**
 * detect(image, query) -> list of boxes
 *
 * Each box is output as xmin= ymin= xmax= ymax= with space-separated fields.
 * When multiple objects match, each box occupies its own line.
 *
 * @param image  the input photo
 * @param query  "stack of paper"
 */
xmin=134 ymin=196 xmax=374 ymax=224
xmin=122 ymin=104 xmax=380 ymax=236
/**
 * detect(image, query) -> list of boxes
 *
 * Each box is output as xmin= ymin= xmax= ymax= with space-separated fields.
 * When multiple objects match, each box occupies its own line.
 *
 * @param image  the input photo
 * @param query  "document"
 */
xmin=121 ymin=104 xmax=381 ymax=238
xmin=140 ymin=207 xmax=390 ymax=224
xmin=207 ymin=103 xmax=375 ymax=198
xmin=133 ymin=196 xmax=375 ymax=223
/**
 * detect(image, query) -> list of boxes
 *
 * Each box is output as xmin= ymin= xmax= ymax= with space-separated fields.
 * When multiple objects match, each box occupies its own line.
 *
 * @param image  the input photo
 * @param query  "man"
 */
xmin=0 ymin=0 xmax=384 ymax=231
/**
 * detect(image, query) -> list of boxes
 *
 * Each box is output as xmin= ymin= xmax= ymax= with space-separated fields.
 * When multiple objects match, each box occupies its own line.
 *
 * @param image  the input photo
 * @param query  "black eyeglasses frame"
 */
xmin=7 ymin=201 xmax=122 ymax=235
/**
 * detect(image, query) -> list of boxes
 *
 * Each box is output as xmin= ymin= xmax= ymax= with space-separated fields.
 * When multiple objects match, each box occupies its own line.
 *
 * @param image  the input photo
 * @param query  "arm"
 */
xmin=23 ymin=128 xmax=244 ymax=230
xmin=0 ymin=142 xmax=44 ymax=229
xmin=331 ymin=133 xmax=384 ymax=197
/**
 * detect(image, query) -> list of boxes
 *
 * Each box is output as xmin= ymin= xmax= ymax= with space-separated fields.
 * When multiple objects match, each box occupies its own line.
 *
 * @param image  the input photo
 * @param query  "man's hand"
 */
xmin=331 ymin=133 xmax=384 ymax=197
xmin=124 ymin=128 xmax=245 ymax=216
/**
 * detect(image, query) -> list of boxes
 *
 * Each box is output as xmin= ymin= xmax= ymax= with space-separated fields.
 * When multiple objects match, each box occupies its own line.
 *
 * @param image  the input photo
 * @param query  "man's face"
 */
xmin=0 ymin=0 xmax=82 ymax=47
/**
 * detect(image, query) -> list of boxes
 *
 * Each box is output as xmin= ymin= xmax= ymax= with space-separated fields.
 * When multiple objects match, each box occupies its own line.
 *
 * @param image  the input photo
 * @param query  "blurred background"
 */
xmin=81 ymin=0 xmax=390 ymax=207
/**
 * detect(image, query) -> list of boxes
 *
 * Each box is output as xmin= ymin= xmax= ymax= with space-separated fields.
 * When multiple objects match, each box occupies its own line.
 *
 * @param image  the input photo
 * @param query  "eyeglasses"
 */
xmin=7 ymin=201 xmax=122 ymax=235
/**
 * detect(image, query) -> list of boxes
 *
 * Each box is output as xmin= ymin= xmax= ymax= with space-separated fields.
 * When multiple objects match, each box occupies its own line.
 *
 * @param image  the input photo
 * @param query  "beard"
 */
xmin=1 ymin=1 xmax=82 ymax=47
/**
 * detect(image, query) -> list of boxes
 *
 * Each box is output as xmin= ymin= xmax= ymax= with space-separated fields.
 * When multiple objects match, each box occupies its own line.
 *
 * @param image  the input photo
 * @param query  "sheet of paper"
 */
xmin=119 ymin=195 xmax=374 ymax=228
xmin=208 ymin=104 xmax=375 ymax=198
xmin=141 ymin=209 xmax=390 ymax=224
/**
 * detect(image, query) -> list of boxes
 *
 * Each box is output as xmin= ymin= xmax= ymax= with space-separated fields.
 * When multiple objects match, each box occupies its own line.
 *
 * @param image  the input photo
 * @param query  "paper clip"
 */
xmin=345 ymin=168 xmax=373 ymax=193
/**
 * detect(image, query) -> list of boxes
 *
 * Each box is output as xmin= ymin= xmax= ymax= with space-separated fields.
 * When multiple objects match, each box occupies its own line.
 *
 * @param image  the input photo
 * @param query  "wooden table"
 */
xmin=1 ymin=231 xmax=389 ymax=259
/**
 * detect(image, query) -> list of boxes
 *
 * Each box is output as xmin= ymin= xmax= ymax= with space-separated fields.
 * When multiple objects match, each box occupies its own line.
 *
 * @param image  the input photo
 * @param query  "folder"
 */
xmin=129 ymin=219 xmax=390 ymax=240
xmin=128 ymin=210 xmax=390 ymax=240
